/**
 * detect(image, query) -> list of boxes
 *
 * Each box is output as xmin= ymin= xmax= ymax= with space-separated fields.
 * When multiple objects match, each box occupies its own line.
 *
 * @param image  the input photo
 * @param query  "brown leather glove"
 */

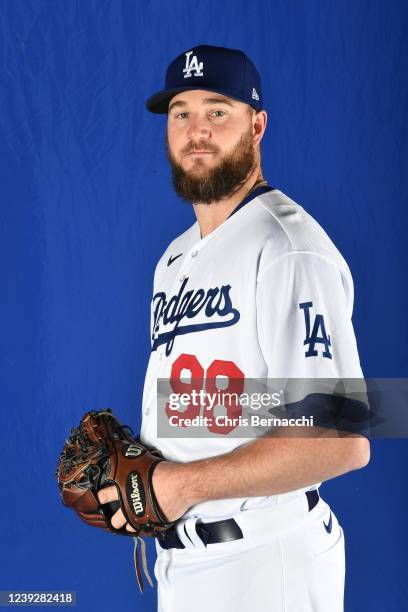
xmin=56 ymin=408 xmax=173 ymax=538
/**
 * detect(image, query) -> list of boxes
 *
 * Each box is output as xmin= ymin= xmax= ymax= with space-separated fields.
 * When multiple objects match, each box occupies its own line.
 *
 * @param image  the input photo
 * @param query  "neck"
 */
xmin=193 ymin=166 xmax=266 ymax=239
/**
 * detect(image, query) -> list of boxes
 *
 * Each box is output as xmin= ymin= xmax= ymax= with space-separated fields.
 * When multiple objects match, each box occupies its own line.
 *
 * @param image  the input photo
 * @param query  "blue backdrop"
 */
xmin=1 ymin=1 xmax=407 ymax=610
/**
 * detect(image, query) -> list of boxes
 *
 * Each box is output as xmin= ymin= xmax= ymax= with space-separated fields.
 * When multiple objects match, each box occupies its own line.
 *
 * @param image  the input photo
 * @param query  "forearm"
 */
xmin=154 ymin=432 xmax=370 ymax=514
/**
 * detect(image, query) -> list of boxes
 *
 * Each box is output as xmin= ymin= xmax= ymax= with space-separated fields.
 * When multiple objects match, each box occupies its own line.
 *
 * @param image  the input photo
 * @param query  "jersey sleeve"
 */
xmin=256 ymin=251 xmax=364 ymax=379
xmin=255 ymin=251 xmax=369 ymax=435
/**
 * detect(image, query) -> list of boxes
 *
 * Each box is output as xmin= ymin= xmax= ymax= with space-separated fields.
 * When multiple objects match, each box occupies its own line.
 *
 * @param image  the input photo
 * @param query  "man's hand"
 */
xmin=97 ymin=486 xmax=138 ymax=532
xmin=97 ymin=461 xmax=190 ymax=531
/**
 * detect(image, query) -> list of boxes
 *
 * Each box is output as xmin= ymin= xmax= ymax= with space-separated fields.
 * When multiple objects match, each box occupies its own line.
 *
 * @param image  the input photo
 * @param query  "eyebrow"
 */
xmin=168 ymin=96 xmax=235 ymax=113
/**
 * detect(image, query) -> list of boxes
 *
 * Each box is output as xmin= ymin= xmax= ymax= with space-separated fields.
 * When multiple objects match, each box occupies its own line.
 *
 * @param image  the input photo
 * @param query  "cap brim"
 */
xmin=145 ymin=86 xmax=260 ymax=114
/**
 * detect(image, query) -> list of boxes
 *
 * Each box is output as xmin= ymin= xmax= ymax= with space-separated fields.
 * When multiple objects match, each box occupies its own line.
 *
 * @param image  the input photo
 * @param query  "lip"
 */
xmin=186 ymin=150 xmax=214 ymax=155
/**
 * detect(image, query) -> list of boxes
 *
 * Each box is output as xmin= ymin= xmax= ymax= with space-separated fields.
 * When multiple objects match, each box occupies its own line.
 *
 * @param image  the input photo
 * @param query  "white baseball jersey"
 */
xmin=140 ymin=187 xmax=363 ymax=520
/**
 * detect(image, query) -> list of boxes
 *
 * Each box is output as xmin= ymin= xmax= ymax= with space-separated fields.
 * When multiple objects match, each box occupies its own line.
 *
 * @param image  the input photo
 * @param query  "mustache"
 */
xmin=181 ymin=142 xmax=219 ymax=155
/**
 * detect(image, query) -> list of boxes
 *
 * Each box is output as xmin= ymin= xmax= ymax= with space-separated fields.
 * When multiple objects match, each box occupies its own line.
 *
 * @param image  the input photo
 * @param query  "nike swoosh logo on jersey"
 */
xmin=167 ymin=253 xmax=183 ymax=266
xmin=323 ymin=512 xmax=333 ymax=534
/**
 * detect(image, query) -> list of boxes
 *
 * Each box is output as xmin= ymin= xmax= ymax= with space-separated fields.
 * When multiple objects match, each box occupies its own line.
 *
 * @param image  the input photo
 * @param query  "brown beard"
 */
xmin=166 ymin=128 xmax=256 ymax=204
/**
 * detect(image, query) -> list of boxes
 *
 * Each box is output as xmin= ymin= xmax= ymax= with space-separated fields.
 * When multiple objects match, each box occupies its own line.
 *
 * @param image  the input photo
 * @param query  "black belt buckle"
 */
xmin=196 ymin=518 xmax=243 ymax=546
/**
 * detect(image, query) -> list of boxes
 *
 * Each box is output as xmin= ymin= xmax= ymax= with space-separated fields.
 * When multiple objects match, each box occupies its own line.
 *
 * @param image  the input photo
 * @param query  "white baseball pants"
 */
xmin=155 ymin=494 xmax=345 ymax=612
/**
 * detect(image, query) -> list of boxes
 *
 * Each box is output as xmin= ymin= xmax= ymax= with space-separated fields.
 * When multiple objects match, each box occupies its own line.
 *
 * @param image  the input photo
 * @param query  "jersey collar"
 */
xmin=227 ymin=184 xmax=274 ymax=220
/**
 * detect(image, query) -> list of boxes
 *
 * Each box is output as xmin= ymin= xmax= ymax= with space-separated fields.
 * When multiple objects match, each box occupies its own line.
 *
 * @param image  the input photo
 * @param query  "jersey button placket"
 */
xmin=177 ymin=248 xmax=199 ymax=283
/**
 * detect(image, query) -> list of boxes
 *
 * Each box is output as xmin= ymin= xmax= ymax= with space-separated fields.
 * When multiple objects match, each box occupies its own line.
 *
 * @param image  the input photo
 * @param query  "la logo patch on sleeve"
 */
xmin=299 ymin=301 xmax=332 ymax=359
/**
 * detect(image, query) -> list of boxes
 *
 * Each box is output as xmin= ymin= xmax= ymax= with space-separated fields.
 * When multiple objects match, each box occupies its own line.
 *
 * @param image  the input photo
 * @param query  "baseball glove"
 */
xmin=56 ymin=408 xmax=174 ymax=590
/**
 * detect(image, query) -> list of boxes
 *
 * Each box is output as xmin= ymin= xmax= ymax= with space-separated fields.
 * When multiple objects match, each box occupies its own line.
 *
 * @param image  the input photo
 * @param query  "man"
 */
xmin=98 ymin=45 xmax=370 ymax=611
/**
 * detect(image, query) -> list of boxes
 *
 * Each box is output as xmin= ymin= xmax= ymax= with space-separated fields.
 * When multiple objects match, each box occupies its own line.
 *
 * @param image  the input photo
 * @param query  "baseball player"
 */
xmin=98 ymin=45 xmax=370 ymax=611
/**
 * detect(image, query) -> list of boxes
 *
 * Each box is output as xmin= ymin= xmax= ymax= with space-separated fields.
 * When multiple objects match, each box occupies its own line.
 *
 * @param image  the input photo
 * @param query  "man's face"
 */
xmin=166 ymin=89 xmax=257 ymax=204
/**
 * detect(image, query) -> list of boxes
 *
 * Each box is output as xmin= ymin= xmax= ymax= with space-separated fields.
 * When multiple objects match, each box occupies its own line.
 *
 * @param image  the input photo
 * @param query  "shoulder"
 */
xmin=254 ymin=189 xmax=352 ymax=277
xmin=253 ymin=190 xmax=355 ymax=311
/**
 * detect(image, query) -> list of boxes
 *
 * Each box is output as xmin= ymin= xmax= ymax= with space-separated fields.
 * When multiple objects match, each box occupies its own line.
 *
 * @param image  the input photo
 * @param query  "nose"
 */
xmin=186 ymin=116 xmax=212 ymax=141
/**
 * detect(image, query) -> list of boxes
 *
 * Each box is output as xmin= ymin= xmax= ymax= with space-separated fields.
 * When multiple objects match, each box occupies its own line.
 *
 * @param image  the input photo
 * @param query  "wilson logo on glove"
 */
xmin=126 ymin=472 xmax=146 ymax=516
xmin=122 ymin=443 xmax=145 ymax=458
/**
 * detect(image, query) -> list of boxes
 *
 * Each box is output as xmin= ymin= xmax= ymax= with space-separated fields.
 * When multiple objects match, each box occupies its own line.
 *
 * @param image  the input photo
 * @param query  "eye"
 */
xmin=210 ymin=110 xmax=227 ymax=119
xmin=175 ymin=112 xmax=189 ymax=120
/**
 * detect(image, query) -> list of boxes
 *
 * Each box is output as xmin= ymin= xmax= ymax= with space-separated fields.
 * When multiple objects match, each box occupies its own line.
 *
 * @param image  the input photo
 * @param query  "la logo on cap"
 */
xmin=183 ymin=50 xmax=204 ymax=78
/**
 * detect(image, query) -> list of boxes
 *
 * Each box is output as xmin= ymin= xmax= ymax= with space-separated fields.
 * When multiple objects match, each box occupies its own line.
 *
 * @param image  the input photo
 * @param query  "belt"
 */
xmin=158 ymin=489 xmax=320 ymax=550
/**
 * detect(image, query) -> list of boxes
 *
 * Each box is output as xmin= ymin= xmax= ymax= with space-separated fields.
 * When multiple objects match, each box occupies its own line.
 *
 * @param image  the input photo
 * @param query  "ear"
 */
xmin=252 ymin=110 xmax=267 ymax=147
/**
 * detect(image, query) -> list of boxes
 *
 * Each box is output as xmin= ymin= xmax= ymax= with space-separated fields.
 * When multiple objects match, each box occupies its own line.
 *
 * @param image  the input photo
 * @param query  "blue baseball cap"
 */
xmin=145 ymin=44 xmax=263 ymax=114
